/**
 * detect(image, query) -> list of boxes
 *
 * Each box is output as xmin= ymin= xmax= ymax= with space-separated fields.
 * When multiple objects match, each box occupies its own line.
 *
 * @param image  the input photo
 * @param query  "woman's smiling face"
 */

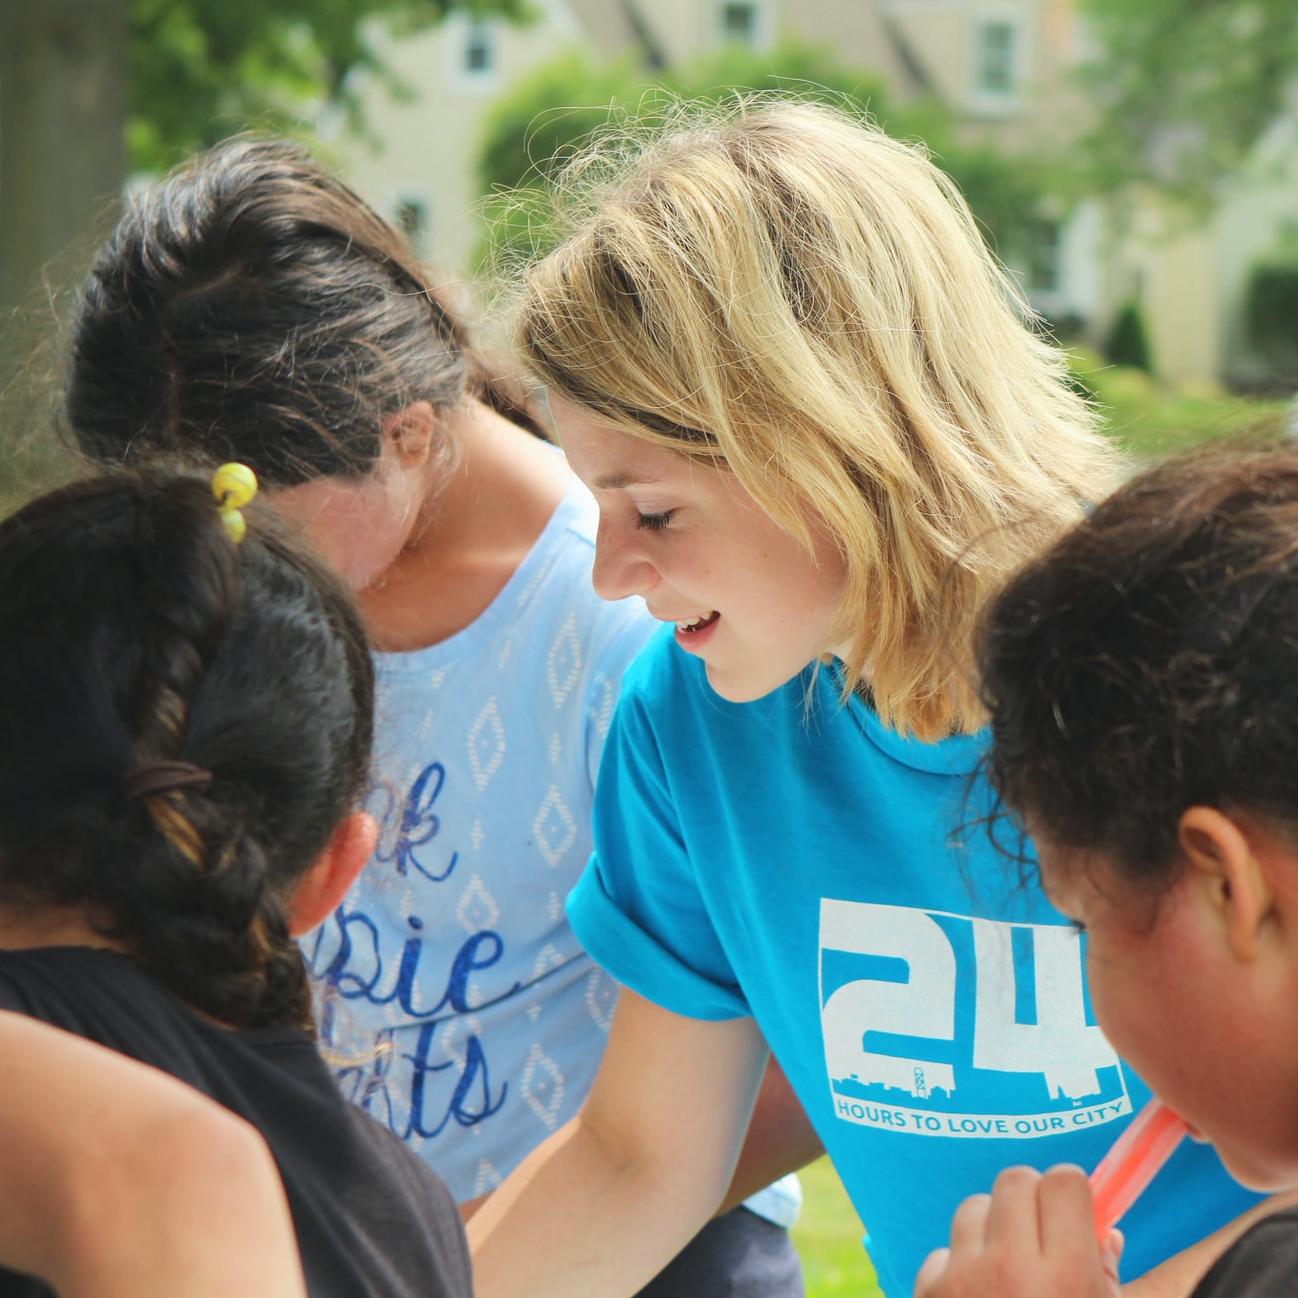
xmin=553 ymin=399 xmax=848 ymax=703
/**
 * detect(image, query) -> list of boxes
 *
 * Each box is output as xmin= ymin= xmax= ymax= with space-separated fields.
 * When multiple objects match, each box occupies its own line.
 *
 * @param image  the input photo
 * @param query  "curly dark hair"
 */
xmin=64 ymin=135 xmax=541 ymax=486
xmin=0 ymin=471 xmax=373 ymax=1031
xmin=977 ymin=441 xmax=1298 ymax=894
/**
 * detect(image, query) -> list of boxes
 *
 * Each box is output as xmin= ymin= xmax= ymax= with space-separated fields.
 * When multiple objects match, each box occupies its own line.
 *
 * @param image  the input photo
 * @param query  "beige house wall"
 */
xmin=334 ymin=1 xmax=586 ymax=273
xmin=1088 ymin=108 xmax=1298 ymax=391
xmin=1143 ymin=224 xmax=1220 ymax=390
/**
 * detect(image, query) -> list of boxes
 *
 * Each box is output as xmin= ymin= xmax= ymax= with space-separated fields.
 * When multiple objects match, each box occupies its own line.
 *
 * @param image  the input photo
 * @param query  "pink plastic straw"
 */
xmin=1090 ymin=1097 xmax=1189 ymax=1240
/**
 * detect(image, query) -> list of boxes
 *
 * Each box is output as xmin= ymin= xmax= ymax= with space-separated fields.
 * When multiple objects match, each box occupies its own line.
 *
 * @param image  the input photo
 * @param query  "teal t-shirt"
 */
xmin=569 ymin=625 xmax=1259 ymax=1297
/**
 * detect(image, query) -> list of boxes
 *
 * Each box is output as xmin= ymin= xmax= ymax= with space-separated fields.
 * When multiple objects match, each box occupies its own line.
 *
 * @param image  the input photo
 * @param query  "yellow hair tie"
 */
xmin=211 ymin=462 xmax=258 ymax=544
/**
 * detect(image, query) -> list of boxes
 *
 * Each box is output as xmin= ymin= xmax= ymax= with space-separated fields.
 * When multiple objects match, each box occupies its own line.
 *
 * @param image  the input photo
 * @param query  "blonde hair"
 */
xmin=515 ymin=98 xmax=1126 ymax=740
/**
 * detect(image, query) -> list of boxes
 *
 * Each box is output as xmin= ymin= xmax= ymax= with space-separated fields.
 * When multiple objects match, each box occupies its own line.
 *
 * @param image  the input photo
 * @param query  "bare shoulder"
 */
xmin=0 ymin=1012 xmax=305 ymax=1298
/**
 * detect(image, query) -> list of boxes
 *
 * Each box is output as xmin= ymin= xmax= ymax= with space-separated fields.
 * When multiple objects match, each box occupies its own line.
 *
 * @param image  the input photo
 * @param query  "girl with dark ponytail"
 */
xmin=0 ymin=469 xmax=471 ymax=1298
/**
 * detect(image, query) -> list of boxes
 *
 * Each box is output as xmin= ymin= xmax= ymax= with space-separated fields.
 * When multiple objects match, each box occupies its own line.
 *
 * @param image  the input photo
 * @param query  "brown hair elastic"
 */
xmin=122 ymin=760 xmax=214 ymax=801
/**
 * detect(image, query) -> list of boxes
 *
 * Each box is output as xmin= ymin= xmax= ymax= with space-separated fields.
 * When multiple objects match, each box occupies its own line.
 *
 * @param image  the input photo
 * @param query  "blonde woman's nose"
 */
xmin=591 ymin=527 xmax=658 ymax=602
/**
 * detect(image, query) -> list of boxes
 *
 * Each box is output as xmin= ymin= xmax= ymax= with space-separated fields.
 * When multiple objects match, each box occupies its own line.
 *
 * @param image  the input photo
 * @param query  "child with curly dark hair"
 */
xmin=920 ymin=443 xmax=1298 ymax=1297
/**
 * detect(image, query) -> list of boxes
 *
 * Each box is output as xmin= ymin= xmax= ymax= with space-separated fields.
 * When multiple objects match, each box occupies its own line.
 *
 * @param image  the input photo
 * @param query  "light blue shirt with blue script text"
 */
xmin=302 ymin=481 xmax=648 ymax=1201
xmin=302 ymin=482 xmax=800 ymax=1227
xmin=568 ymin=625 xmax=1260 ymax=1297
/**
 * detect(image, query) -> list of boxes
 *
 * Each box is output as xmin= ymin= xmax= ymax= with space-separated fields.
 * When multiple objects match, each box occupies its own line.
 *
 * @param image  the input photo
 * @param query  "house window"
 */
xmin=720 ymin=2 xmax=759 ymax=45
xmin=462 ymin=19 xmax=495 ymax=76
xmin=975 ymin=18 xmax=1020 ymax=99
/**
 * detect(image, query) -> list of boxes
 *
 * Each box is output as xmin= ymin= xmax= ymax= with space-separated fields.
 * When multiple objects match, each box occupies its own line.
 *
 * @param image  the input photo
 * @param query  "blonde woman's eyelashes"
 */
xmin=635 ymin=510 xmax=677 ymax=532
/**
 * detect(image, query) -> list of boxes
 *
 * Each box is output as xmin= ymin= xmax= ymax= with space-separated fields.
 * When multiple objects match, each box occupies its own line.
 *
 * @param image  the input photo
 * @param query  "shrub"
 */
xmin=1104 ymin=301 xmax=1153 ymax=373
xmin=1245 ymin=259 xmax=1298 ymax=380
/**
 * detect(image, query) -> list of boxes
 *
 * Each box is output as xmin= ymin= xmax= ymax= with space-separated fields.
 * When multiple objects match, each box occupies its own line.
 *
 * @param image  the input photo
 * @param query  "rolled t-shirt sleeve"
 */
xmin=567 ymin=674 xmax=750 ymax=1022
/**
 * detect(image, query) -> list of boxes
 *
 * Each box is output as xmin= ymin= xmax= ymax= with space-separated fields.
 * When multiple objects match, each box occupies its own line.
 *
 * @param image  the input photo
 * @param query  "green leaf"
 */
xmin=126 ymin=0 xmax=529 ymax=171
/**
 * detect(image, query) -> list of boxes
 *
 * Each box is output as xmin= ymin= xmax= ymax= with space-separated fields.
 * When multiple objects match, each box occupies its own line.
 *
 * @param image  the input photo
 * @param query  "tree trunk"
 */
xmin=0 ymin=0 xmax=127 ymax=445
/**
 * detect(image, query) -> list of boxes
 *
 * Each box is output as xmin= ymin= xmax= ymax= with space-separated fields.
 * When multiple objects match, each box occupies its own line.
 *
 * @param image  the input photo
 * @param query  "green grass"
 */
xmin=1068 ymin=350 xmax=1291 ymax=458
xmin=792 ymin=1157 xmax=882 ymax=1298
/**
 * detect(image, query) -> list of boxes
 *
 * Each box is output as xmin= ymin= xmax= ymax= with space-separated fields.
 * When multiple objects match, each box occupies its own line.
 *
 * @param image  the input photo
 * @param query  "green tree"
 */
xmin=473 ymin=41 xmax=1064 ymax=277
xmin=0 ymin=0 xmax=527 ymax=377
xmin=126 ymin=0 xmax=529 ymax=172
xmin=1078 ymin=0 xmax=1298 ymax=206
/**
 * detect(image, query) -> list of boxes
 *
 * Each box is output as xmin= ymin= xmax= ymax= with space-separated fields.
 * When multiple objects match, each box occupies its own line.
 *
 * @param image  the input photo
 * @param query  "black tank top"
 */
xmin=0 ymin=946 xmax=472 ymax=1298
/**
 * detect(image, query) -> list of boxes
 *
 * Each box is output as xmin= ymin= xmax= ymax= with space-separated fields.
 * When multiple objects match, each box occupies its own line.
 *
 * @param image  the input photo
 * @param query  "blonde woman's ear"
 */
xmin=286 ymin=811 xmax=378 ymax=937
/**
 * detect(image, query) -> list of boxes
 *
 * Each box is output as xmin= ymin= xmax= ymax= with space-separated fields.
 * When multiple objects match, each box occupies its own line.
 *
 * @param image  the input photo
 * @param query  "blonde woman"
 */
xmin=467 ymin=101 xmax=1269 ymax=1297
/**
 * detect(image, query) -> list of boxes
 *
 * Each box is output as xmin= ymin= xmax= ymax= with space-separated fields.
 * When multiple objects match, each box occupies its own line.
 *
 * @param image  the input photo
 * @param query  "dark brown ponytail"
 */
xmin=0 ymin=472 xmax=373 ymax=1031
xmin=64 ymin=135 xmax=544 ymax=484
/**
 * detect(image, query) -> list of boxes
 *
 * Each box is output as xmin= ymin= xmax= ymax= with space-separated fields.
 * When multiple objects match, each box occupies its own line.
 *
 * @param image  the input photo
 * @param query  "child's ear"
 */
xmin=1177 ymin=806 xmax=1275 ymax=962
xmin=383 ymin=400 xmax=437 ymax=470
xmin=286 ymin=811 xmax=378 ymax=937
